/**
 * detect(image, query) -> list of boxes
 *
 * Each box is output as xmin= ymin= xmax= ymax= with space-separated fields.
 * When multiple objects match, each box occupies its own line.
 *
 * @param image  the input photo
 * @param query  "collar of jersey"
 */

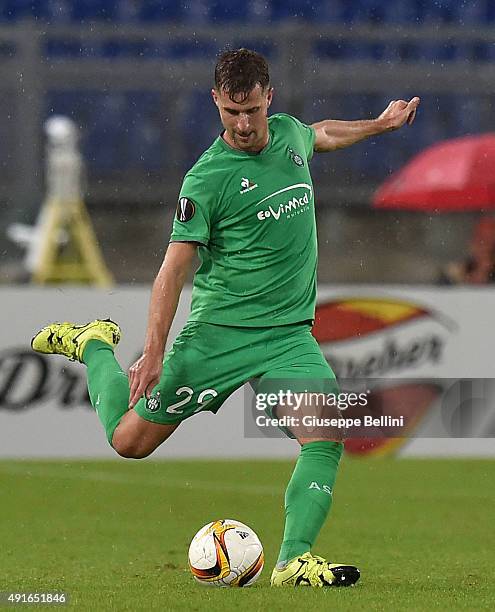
xmin=217 ymin=128 xmax=273 ymax=157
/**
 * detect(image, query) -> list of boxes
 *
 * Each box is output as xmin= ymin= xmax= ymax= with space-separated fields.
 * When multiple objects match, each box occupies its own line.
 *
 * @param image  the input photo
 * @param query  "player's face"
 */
xmin=212 ymin=85 xmax=273 ymax=153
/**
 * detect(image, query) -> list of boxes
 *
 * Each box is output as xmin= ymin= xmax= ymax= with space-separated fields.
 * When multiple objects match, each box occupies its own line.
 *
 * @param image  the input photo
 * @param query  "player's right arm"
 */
xmin=128 ymin=169 xmax=213 ymax=408
xmin=128 ymin=241 xmax=197 ymax=409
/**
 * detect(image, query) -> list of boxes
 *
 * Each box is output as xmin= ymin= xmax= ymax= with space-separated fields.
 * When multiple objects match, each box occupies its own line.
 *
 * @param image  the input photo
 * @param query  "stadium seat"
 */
xmin=308 ymin=0 xmax=345 ymax=23
xmin=44 ymin=38 xmax=103 ymax=58
xmin=47 ymin=90 xmax=169 ymax=173
xmin=180 ymin=91 xmax=220 ymax=169
xmin=270 ymin=0 xmax=324 ymax=21
xmin=114 ymin=0 xmax=139 ymax=23
xmin=166 ymin=40 xmax=217 ymax=59
xmin=453 ymin=0 xmax=489 ymax=24
xmin=420 ymin=0 xmax=457 ymax=25
xmin=125 ymin=92 xmax=166 ymax=171
xmin=381 ymin=0 xmax=421 ymax=24
xmin=101 ymin=39 xmax=153 ymax=59
xmin=313 ymin=40 xmax=351 ymax=61
xmin=70 ymin=0 xmax=118 ymax=21
xmin=409 ymin=93 xmax=453 ymax=151
xmin=42 ymin=0 xmax=72 ymax=23
xmin=343 ymin=0 xmax=386 ymax=25
xmin=476 ymin=41 xmax=495 ymax=62
xmin=207 ymin=0 xmax=250 ymax=23
xmin=138 ymin=0 xmax=183 ymax=22
xmin=88 ymin=94 xmax=130 ymax=172
xmin=46 ymin=91 xmax=82 ymax=120
xmin=453 ymin=95 xmax=484 ymax=136
xmin=245 ymin=0 xmax=272 ymax=23
xmin=45 ymin=91 xmax=127 ymax=173
xmin=1 ymin=0 xmax=74 ymax=23
xmin=417 ymin=39 xmax=458 ymax=62
xmin=0 ymin=0 xmax=42 ymax=21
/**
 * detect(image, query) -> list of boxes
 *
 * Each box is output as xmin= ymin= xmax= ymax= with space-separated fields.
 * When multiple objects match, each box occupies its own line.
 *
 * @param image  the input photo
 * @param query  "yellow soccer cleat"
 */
xmin=31 ymin=319 xmax=121 ymax=362
xmin=270 ymin=552 xmax=360 ymax=587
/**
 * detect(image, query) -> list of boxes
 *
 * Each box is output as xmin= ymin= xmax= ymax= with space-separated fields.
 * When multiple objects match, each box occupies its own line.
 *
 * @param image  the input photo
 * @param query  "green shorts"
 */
xmin=133 ymin=320 xmax=337 ymax=425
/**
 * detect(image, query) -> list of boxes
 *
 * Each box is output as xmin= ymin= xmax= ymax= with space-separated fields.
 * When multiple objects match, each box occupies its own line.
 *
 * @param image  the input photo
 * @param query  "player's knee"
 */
xmin=115 ymin=446 xmax=150 ymax=459
xmin=113 ymin=443 xmax=149 ymax=459
xmin=111 ymin=434 xmax=152 ymax=459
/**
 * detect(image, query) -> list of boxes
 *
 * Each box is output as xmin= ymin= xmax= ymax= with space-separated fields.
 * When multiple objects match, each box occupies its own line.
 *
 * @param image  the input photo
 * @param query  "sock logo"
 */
xmin=309 ymin=481 xmax=333 ymax=495
xmin=146 ymin=391 xmax=161 ymax=413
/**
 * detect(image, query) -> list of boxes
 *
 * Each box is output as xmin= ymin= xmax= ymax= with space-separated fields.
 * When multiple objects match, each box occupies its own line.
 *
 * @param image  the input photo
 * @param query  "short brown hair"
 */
xmin=214 ymin=48 xmax=270 ymax=102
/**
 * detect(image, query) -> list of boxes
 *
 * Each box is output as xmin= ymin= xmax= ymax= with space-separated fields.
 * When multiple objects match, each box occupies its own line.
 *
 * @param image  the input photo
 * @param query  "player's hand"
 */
xmin=376 ymin=96 xmax=420 ymax=132
xmin=128 ymin=352 xmax=163 ymax=409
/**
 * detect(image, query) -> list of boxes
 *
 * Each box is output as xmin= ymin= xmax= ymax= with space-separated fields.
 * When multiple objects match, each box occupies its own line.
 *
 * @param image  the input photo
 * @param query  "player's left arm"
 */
xmin=311 ymin=96 xmax=420 ymax=152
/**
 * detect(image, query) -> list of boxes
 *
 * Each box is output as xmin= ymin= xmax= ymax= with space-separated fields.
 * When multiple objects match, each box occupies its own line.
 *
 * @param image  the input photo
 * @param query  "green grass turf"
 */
xmin=0 ymin=458 xmax=494 ymax=611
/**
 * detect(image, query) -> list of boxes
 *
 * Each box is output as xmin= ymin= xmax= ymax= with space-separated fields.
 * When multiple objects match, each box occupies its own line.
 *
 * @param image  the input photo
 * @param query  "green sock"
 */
xmin=82 ymin=339 xmax=130 ymax=445
xmin=277 ymin=440 xmax=344 ymax=566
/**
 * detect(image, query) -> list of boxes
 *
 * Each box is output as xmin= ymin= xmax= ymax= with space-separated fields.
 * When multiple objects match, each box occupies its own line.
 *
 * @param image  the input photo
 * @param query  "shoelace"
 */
xmin=306 ymin=556 xmax=334 ymax=586
xmin=54 ymin=326 xmax=78 ymax=347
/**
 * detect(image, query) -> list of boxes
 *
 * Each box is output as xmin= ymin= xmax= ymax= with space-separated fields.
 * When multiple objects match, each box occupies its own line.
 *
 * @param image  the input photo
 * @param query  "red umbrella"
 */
xmin=373 ymin=133 xmax=495 ymax=211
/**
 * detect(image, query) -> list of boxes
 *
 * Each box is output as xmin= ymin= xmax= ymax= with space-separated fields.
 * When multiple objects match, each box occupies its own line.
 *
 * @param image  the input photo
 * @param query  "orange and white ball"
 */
xmin=188 ymin=519 xmax=264 ymax=587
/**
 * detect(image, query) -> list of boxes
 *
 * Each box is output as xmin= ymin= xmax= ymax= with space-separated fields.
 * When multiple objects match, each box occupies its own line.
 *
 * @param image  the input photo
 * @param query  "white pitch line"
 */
xmin=0 ymin=464 xmax=280 ymax=496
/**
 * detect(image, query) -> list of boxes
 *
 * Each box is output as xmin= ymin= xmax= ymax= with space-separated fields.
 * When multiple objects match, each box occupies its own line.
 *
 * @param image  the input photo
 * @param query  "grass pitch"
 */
xmin=0 ymin=458 xmax=493 ymax=611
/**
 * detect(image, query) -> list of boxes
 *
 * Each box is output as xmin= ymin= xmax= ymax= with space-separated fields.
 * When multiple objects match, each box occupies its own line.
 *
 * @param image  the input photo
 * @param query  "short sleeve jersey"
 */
xmin=171 ymin=113 xmax=317 ymax=327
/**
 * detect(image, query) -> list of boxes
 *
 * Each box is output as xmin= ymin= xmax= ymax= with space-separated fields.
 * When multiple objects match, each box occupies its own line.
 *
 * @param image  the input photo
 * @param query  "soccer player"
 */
xmin=32 ymin=49 xmax=419 ymax=588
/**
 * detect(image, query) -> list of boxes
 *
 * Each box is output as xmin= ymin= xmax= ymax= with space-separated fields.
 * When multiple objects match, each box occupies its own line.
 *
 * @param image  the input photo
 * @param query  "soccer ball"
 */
xmin=188 ymin=519 xmax=264 ymax=587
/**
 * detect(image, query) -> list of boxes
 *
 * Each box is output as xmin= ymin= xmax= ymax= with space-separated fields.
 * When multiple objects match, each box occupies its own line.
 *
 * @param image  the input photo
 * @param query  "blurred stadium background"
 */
xmin=1 ymin=0 xmax=495 ymax=283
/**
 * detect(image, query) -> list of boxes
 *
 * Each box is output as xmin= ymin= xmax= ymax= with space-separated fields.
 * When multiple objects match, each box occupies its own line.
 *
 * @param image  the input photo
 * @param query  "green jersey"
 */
xmin=171 ymin=113 xmax=317 ymax=327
